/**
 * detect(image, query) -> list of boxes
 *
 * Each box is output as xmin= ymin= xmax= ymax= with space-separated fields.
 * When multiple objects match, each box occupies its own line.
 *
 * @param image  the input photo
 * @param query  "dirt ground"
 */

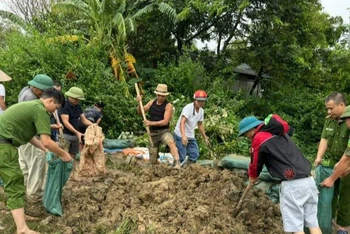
xmin=0 ymin=153 xmax=284 ymax=234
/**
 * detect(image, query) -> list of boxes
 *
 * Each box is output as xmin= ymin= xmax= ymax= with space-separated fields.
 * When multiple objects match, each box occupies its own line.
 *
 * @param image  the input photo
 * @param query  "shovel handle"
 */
xmin=52 ymin=110 xmax=64 ymax=137
xmin=135 ymin=83 xmax=154 ymax=148
xmin=233 ymin=182 xmax=253 ymax=218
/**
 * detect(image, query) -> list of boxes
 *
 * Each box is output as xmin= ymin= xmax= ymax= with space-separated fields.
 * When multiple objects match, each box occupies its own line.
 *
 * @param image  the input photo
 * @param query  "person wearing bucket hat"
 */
xmin=239 ymin=114 xmax=321 ymax=234
xmin=0 ymin=88 xmax=71 ymax=234
xmin=0 ymin=69 xmax=12 ymax=115
xmin=136 ymin=84 xmax=180 ymax=168
xmin=314 ymin=92 xmax=350 ymax=234
xmin=18 ymin=74 xmax=53 ymax=102
xmin=17 ymin=74 xmax=54 ymax=204
xmin=59 ymin=86 xmax=93 ymax=181
xmin=173 ymin=90 xmax=210 ymax=165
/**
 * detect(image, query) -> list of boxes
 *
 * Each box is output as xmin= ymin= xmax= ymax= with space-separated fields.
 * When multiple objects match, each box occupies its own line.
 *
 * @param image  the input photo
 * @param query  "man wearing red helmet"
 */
xmin=174 ymin=90 xmax=210 ymax=164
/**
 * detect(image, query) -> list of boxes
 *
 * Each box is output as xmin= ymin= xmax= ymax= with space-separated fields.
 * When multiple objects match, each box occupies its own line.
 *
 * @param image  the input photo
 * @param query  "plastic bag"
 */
xmin=43 ymin=152 xmax=73 ymax=216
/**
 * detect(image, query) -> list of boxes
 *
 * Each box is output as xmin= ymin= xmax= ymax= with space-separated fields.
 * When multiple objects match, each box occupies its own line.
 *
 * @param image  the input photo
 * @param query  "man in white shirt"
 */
xmin=174 ymin=90 xmax=210 ymax=163
xmin=0 ymin=69 xmax=12 ymax=115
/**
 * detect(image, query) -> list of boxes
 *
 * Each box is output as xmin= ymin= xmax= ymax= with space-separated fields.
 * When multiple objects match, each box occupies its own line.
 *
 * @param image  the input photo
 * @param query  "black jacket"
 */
xmin=248 ymin=114 xmax=311 ymax=180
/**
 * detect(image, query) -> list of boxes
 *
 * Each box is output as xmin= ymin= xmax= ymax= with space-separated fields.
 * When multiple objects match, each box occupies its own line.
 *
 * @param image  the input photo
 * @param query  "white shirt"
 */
xmin=0 ymin=84 xmax=6 ymax=115
xmin=174 ymin=102 xmax=204 ymax=139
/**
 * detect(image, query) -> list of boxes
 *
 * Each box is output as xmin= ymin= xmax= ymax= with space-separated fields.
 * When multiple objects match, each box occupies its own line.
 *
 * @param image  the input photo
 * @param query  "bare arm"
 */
xmin=96 ymin=118 xmax=102 ymax=125
xmin=40 ymin=134 xmax=72 ymax=161
xmin=80 ymin=114 xmax=94 ymax=126
xmin=314 ymin=138 xmax=328 ymax=166
xmin=137 ymin=98 xmax=153 ymax=115
xmin=61 ymin=114 xmax=80 ymax=135
xmin=322 ymin=154 xmax=350 ymax=187
xmin=198 ymin=121 xmax=209 ymax=145
xmin=197 ymin=121 xmax=206 ymax=138
xmin=29 ymin=137 xmax=47 ymax=152
xmin=0 ymin=96 xmax=6 ymax=110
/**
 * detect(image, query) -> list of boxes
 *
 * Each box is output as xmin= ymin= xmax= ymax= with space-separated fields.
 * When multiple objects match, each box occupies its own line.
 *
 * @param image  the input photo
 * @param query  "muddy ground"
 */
xmin=0 ymin=153 xmax=284 ymax=234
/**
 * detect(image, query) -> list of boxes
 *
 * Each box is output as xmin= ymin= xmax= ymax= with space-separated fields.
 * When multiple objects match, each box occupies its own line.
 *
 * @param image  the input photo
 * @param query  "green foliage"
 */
xmin=0 ymin=31 xmax=142 ymax=138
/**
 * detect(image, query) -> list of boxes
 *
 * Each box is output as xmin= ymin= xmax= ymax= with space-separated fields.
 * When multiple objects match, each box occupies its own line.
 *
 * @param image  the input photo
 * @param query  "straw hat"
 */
xmin=0 ymin=69 xmax=12 ymax=82
xmin=154 ymin=84 xmax=169 ymax=96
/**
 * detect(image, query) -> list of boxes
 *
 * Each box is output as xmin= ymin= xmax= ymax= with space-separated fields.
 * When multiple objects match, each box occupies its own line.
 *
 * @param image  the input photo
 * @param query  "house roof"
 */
xmin=233 ymin=63 xmax=270 ymax=78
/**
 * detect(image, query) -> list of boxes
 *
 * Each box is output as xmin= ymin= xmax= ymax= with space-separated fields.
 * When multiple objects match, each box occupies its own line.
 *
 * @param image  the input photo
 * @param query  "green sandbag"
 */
xmin=103 ymin=138 xmax=135 ymax=149
xmin=219 ymin=154 xmax=280 ymax=182
xmin=218 ymin=154 xmax=250 ymax=170
xmin=43 ymin=152 xmax=73 ymax=216
xmin=251 ymin=181 xmax=280 ymax=204
xmin=315 ymin=165 xmax=334 ymax=234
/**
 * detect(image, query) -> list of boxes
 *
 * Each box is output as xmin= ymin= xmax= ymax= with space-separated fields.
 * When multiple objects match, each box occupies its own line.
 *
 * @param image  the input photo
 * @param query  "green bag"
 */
xmin=219 ymin=154 xmax=280 ymax=182
xmin=103 ymin=138 xmax=135 ymax=149
xmin=43 ymin=152 xmax=73 ymax=216
xmin=315 ymin=165 xmax=334 ymax=234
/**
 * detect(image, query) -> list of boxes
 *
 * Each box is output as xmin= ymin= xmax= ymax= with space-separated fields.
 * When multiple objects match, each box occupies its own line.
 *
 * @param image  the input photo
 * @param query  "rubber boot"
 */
xmin=149 ymin=147 xmax=159 ymax=164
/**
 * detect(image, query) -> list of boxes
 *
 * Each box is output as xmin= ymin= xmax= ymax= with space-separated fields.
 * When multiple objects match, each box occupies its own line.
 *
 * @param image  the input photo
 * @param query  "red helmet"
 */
xmin=193 ymin=90 xmax=207 ymax=101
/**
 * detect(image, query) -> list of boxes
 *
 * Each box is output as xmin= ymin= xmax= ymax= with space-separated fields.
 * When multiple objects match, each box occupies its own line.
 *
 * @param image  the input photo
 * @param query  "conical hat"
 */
xmin=0 ymin=69 xmax=12 ymax=82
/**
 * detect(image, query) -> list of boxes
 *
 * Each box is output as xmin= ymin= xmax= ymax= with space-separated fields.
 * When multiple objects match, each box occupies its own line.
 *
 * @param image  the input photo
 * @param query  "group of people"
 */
xmin=238 ymin=92 xmax=350 ymax=234
xmin=1 ymin=75 xmax=350 ymax=234
xmin=136 ymin=84 xmax=210 ymax=169
xmin=0 ymin=74 xmax=104 ymax=234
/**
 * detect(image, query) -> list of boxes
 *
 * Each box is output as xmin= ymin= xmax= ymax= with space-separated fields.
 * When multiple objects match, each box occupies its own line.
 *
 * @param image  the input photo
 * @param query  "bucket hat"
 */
xmin=65 ymin=87 xmax=85 ymax=100
xmin=0 ymin=69 xmax=12 ymax=82
xmin=238 ymin=116 xmax=263 ymax=137
xmin=340 ymin=105 xmax=350 ymax=119
xmin=154 ymin=84 xmax=169 ymax=96
xmin=28 ymin=74 xmax=53 ymax=90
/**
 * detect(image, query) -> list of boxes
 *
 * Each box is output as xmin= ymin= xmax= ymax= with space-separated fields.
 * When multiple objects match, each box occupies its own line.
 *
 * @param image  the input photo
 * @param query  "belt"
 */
xmin=0 ymin=136 xmax=12 ymax=144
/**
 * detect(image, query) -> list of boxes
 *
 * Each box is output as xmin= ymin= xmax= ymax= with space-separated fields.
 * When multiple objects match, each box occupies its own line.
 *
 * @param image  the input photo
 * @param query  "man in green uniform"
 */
xmin=0 ymin=88 xmax=72 ymax=234
xmin=315 ymin=92 xmax=350 ymax=234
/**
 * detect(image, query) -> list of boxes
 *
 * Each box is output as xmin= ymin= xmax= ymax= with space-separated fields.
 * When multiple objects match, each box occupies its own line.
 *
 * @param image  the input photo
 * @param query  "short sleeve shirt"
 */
xmin=321 ymin=117 xmax=350 ymax=161
xmin=0 ymin=100 xmax=51 ymax=147
xmin=174 ymin=102 xmax=204 ymax=139
xmin=84 ymin=106 xmax=102 ymax=123
xmin=18 ymin=87 xmax=37 ymax=102
xmin=59 ymin=99 xmax=83 ymax=135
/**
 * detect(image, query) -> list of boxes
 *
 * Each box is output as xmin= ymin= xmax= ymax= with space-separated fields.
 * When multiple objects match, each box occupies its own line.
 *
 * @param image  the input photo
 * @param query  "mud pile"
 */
xmin=0 ymin=153 xmax=283 ymax=234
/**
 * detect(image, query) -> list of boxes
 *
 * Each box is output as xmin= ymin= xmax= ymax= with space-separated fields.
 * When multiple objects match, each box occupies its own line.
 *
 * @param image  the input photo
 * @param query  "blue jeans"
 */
xmin=174 ymin=134 xmax=199 ymax=162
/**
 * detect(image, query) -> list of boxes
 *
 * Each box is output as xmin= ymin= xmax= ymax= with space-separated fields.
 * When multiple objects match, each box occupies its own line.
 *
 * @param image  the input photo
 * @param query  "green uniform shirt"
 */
xmin=0 ymin=100 xmax=51 ymax=147
xmin=321 ymin=117 xmax=350 ymax=161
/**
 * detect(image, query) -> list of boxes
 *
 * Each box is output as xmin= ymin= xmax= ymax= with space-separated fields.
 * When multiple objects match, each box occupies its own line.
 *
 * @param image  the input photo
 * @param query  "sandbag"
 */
xmin=79 ymin=125 xmax=106 ymax=177
xmin=103 ymin=138 xmax=135 ymax=149
xmin=218 ymin=154 xmax=280 ymax=182
xmin=250 ymin=181 xmax=280 ymax=204
xmin=315 ymin=165 xmax=334 ymax=234
xmin=43 ymin=152 xmax=73 ymax=216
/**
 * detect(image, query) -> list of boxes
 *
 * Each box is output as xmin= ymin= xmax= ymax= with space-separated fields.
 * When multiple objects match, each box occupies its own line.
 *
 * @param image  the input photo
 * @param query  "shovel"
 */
xmin=53 ymin=110 xmax=66 ymax=149
xmin=233 ymin=182 xmax=253 ymax=218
